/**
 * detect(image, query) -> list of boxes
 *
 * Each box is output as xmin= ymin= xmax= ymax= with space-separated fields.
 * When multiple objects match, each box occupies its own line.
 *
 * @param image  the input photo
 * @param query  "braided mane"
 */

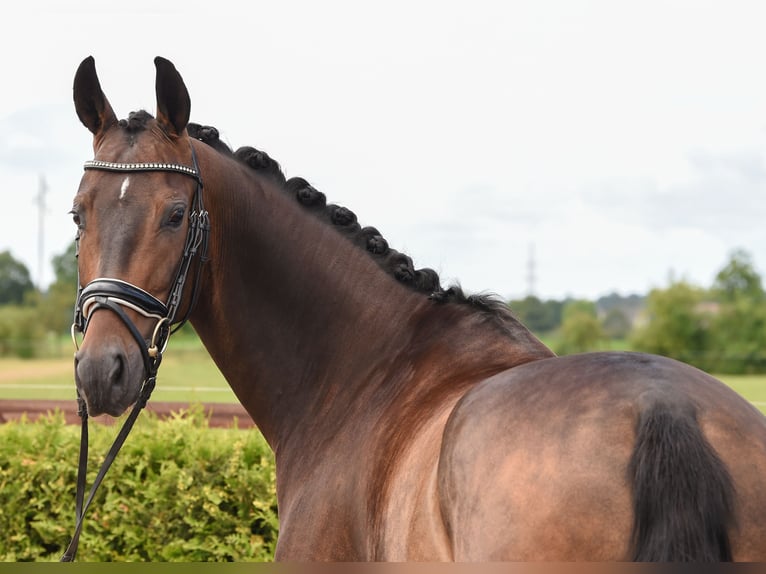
xmin=186 ymin=122 xmax=515 ymax=321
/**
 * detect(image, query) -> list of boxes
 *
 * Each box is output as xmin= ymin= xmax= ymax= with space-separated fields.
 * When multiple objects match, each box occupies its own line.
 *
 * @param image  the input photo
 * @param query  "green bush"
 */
xmin=631 ymin=281 xmax=710 ymax=369
xmin=554 ymin=300 xmax=604 ymax=355
xmin=0 ymin=306 xmax=47 ymax=358
xmin=0 ymin=407 xmax=278 ymax=561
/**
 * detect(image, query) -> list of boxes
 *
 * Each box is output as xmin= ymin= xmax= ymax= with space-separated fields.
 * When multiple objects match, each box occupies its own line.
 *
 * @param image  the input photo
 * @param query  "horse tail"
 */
xmin=628 ymin=402 xmax=736 ymax=561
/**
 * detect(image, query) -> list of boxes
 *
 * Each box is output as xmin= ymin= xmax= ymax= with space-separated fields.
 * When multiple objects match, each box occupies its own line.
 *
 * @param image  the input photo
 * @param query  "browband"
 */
xmin=84 ymin=160 xmax=200 ymax=180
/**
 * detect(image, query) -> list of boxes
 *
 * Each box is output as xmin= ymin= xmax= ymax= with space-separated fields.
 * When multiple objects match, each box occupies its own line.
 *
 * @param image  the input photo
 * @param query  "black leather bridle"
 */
xmin=61 ymin=145 xmax=209 ymax=562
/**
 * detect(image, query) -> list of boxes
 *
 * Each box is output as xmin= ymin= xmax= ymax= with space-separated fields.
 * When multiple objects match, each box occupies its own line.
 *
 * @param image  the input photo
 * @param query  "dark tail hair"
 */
xmin=628 ymin=402 xmax=736 ymax=561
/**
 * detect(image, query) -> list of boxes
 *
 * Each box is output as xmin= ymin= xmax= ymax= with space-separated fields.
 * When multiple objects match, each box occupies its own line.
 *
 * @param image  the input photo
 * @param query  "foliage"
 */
xmin=0 ymin=306 xmax=46 ymax=358
xmin=707 ymin=297 xmax=766 ymax=374
xmin=712 ymin=248 xmax=764 ymax=304
xmin=0 ymin=243 xmax=77 ymax=358
xmin=554 ymin=300 xmax=604 ymax=355
xmin=706 ymin=249 xmax=766 ymax=373
xmin=596 ymin=292 xmax=644 ymax=339
xmin=631 ymin=281 xmax=709 ymax=367
xmin=601 ymin=308 xmax=632 ymax=340
xmin=509 ymin=296 xmax=563 ymax=333
xmin=0 ymin=408 xmax=278 ymax=561
xmin=50 ymin=241 xmax=78 ymax=289
xmin=631 ymin=250 xmax=766 ymax=373
xmin=0 ymin=250 xmax=34 ymax=306
xmin=35 ymin=241 xmax=78 ymax=336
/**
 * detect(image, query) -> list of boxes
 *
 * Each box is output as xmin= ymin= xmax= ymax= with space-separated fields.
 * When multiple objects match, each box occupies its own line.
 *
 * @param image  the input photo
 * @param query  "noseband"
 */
xmin=62 ymin=145 xmax=209 ymax=562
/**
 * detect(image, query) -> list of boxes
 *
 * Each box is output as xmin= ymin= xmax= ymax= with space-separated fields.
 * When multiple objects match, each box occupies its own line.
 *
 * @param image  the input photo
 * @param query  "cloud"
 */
xmin=0 ymin=104 xmax=85 ymax=172
xmin=582 ymin=147 xmax=766 ymax=236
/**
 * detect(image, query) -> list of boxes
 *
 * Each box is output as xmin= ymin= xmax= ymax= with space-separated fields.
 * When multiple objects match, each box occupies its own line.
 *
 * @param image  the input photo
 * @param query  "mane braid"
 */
xmin=187 ymin=122 xmax=516 ymax=325
xmin=118 ymin=110 xmax=154 ymax=133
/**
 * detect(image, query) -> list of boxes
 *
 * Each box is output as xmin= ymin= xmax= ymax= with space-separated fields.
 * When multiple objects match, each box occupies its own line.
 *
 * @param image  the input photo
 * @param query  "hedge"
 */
xmin=0 ymin=406 xmax=278 ymax=561
xmin=0 ymin=307 xmax=47 ymax=358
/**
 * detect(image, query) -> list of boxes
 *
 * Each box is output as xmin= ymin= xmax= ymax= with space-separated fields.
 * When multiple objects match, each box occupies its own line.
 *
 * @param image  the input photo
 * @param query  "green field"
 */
xmin=1 ymin=344 xmax=765 ymax=415
xmin=0 ymin=337 xmax=236 ymax=403
xmin=718 ymin=374 xmax=766 ymax=414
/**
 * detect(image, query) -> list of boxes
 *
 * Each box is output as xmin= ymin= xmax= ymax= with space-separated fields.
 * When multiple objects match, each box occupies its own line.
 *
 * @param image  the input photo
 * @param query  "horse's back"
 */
xmin=437 ymin=351 xmax=766 ymax=561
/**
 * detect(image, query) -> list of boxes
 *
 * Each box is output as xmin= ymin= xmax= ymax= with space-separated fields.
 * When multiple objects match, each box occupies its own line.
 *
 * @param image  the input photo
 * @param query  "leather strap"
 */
xmin=60 ymin=374 xmax=157 ymax=562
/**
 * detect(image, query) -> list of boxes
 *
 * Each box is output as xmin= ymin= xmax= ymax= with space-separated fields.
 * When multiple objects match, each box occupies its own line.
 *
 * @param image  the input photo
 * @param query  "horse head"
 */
xmin=71 ymin=56 xmax=205 ymax=417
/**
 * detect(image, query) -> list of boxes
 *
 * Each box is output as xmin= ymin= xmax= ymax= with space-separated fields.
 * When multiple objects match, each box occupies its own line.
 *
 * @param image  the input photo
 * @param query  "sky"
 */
xmin=2 ymin=0 xmax=766 ymax=300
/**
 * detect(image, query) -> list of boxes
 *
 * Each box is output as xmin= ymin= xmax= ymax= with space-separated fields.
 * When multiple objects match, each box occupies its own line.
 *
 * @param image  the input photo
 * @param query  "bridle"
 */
xmin=61 ymin=145 xmax=209 ymax=562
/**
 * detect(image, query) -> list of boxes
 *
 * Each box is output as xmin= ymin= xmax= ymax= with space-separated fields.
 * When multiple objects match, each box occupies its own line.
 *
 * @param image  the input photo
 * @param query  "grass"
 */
xmin=0 ymin=336 xmax=236 ymax=403
xmin=2 ymin=339 xmax=765 ymax=415
xmin=717 ymin=374 xmax=766 ymax=414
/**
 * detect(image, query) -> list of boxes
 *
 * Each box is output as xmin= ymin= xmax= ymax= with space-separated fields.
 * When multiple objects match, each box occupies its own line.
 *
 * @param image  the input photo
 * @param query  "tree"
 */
xmin=601 ymin=308 xmax=631 ymax=340
xmin=707 ymin=249 xmax=766 ymax=373
xmin=0 ymin=250 xmax=34 ymax=305
xmin=0 ymin=306 xmax=44 ymax=358
xmin=631 ymin=281 xmax=709 ymax=368
xmin=0 ymin=251 xmax=41 ymax=357
xmin=712 ymin=249 xmax=764 ymax=304
xmin=36 ymin=241 xmax=78 ymax=334
xmin=51 ymin=241 xmax=78 ymax=289
xmin=596 ymin=292 xmax=644 ymax=339
xmin=708 ymin=297 xmax=766 ymax=373
xmin=509 ymin=296 xmax=563 ymax=333
xmin=555 ymin=300 xmax=604 ymax=355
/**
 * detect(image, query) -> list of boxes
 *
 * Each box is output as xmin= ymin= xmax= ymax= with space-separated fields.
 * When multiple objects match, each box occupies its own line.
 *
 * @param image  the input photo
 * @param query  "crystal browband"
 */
xmin=84 ymin=159 xmax=200 ymax=179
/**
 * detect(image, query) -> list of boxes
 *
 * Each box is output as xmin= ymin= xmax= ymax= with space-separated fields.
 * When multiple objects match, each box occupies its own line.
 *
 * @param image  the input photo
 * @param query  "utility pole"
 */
xmin=35 ymin=175 xmax=48 ymax=290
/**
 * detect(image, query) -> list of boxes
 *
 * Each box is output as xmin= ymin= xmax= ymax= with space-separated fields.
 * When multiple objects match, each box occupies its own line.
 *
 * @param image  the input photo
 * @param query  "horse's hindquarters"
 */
xmin=437 ymin=352 xmax=766 ymax=561
xmin=438 ymin=357 xmax=634 ymax=560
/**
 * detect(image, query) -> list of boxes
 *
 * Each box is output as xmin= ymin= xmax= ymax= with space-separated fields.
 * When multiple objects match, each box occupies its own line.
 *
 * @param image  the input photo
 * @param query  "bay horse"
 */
xmin=70 ymin=56 xmax=766 ymax=561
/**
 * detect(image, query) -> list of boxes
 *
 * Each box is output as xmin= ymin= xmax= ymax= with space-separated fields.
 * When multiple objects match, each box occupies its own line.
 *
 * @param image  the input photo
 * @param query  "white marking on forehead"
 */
xmin=119 ymin=176 xmax=130 ymax=201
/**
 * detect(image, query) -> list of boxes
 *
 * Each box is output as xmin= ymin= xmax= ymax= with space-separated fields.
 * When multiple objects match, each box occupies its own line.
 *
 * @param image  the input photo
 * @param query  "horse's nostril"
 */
xmin=107 ymin=351 xmax=125 ymax=385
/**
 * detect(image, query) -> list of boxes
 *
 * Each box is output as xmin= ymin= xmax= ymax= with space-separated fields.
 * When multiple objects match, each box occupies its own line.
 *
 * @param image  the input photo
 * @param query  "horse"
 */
xmin=69 ymin=56 xmax=766 ymax=561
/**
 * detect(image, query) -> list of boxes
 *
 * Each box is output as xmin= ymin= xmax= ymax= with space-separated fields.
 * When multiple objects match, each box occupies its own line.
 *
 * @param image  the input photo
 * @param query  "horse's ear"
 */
xmin=73 ymin=56 xmax=117 ymax=136
xmin=154 ymin=57 xmax=190 ymax=137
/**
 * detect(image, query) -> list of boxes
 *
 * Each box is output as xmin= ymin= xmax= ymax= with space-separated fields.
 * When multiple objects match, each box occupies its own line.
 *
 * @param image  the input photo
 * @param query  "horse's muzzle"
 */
xmin=74 ymin=342 xmax=142 ymax=417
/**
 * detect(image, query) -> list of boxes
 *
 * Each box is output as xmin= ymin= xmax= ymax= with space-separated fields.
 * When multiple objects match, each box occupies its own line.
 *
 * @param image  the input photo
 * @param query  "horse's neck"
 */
xmin=190 ymin=149 xmax=551 ymax=451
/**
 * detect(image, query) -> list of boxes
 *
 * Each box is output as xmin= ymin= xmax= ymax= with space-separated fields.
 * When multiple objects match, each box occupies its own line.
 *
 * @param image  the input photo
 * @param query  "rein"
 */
xmin=61 ymin=146 xmax=209 ymax=562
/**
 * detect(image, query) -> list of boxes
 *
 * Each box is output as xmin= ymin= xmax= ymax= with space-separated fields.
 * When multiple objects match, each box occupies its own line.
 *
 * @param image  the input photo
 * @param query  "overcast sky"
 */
xmin=2 ymin=0 xmax=766 ymax=300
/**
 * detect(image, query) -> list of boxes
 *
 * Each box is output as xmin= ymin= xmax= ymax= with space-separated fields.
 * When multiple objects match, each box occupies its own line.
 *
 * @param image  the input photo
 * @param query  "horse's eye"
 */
xmin=167 ymin=206 xmax=186 ymax=228
xmin=70 ymin=210 xmax=83 ymax=229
